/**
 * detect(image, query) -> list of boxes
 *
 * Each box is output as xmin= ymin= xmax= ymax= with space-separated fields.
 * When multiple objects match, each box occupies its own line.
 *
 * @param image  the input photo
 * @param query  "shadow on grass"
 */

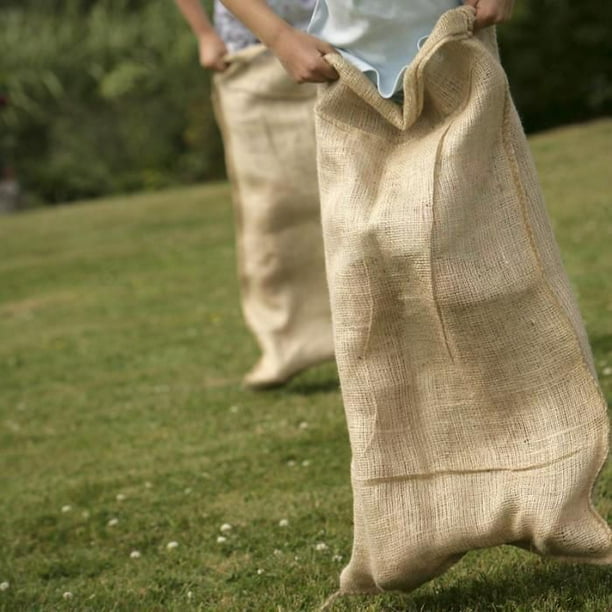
xmin=376 ymin=560 xmax=612 ymax=611
xmin=287 ymin=376 xmax=341 ymax=396
xmin=269 ymin=359 xmax=341 ymax=396
xmin=591 ymin=333 xmax=612 ymax=356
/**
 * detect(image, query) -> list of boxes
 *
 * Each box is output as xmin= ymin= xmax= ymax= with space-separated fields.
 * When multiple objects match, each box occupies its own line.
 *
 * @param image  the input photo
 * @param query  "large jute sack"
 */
xmin=212 ymin=46 xmax=334 ymax=386
xmin=315 ymin=6 xmax=611 ymax=594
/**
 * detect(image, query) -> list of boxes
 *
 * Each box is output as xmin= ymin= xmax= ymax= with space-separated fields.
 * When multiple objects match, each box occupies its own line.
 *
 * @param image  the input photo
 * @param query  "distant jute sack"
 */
xmin=213 ymin=46 xmax=333 ymax=383
xmin=315 ymin=7 xmax=611 ymax=594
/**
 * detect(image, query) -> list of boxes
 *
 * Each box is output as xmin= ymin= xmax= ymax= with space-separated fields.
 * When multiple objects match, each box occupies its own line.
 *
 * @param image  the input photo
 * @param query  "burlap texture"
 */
xmin=212 ymin=46 xmax=333 ymax=385
xmin=315 ymin=6 xmax=611 ymax=594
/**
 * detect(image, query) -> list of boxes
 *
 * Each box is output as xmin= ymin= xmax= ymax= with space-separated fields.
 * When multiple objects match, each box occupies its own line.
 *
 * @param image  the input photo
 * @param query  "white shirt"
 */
xmin=308 ymin=0 xmax=462 ymax=98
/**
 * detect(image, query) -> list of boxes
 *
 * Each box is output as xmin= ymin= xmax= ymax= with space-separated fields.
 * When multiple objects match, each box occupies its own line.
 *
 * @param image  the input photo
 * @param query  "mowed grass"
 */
xmin=0 ymin=120 xmax=611 ymax=611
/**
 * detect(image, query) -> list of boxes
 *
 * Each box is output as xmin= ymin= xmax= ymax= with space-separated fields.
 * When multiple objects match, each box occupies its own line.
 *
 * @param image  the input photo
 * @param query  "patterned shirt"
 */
xmin=214 ymin=1 xmax=316 ymax=52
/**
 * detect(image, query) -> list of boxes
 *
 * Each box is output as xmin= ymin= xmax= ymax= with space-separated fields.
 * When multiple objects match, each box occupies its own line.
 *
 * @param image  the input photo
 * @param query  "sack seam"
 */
xmin=430 ymin=123 xmax=457 ymax=363
xmin=354 ymin=447 xmax=584 ymax=486
xmin=501 ymin=94 xmax=611 ymax=536
xmin=361 ymin=255 xmax=383 ymax=455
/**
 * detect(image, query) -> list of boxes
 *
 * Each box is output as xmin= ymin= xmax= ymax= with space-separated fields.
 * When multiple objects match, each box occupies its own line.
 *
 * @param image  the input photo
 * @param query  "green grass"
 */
xmin=1 ymin=120 xmax=611 ymax=611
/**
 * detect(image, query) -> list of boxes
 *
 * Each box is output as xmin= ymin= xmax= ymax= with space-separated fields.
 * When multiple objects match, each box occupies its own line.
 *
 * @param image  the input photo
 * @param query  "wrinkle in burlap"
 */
xmin=212 ymin=47 xmax=333 ymax=383
xmin=315 ymin=7 xmax=611 ymax=594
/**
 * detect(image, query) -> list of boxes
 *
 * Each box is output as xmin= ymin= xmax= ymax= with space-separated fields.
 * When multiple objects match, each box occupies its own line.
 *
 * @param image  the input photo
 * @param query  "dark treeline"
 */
xmin=0 ymin=0 xmax=610 ymax=205
xmin=1 ymin=0 xmax=154 ymax=12
xmin=501 ymin=0 xmax=611 ymax=132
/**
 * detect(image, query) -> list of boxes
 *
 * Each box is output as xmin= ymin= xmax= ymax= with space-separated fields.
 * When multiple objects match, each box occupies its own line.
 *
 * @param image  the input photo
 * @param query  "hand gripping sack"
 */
xmin=212 ymin=46 xmax=334 ymax=385
xmin=315 ymin=7 xmax=611 ymax=594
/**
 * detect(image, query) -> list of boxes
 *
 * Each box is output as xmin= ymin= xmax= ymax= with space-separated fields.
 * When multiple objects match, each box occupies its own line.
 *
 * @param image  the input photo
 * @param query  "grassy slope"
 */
xmin=0 ymin=120 xmax=610 ymax=611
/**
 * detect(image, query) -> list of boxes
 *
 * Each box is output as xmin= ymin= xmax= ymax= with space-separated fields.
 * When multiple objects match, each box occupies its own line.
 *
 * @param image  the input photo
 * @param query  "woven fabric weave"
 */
xmin=314 ymin=6 xmax=611 ymax=593
xmin=213 ymin=46 xmax=334 ymax=384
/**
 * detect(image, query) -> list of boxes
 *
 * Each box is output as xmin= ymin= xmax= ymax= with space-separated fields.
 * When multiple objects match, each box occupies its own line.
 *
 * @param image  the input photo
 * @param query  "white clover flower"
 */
xmin=184 ymin=488 xmax=192 ymax=495
xmin=144 ymin=482 xmax=153 ymax=489
xmin=256 ymin=569 xmax=265 ymax=575
xmin=216 ymin=536 xmax=227 ymax=544
xmin=301 ymin=460 xmax=311 ymax=467
xmin=107 ymin=518 xmax=119 ymax=527
xmin=315 ymin=542 xmax=328 ymax=551
xmin=0 ymin=582 xmax=9 ymax=591
xmin=220 ymin=523 xmax=232 ymax=533
xmin=116 ymin=494 xmax=126 ymax=502
xmin=298 ymin=421 xmax=309 ymax=430
xmin=273 ymin=549 xmax=282 ymax=556
xmin=166 ymin=541 xmax=179 ymax=550
xmin=130 ymin=550 xmax=141 ymax=559
xmin=81 ymin=510 xmax=90 ymax=519
xmin=6 ymin=421 xmax=20 ymax=432
xmin=332 ymin=554 xmax=343 ymax=562
xmin=61 ymin=505 xmax=72 ymax=513
xmin=603 ymin=366 xmax=612 ymax=376
xmin=278 ymin=519 xmax=289 ymax=528
xmin=62 ymin=592 xmax=73 ymax=600
xmin=287 ymin=460 xmax=296 ymax=467
xmin=187 ymin=591 xmax=193 ymax=600
xmin=229 ymin=405 xmax=239 ymax=413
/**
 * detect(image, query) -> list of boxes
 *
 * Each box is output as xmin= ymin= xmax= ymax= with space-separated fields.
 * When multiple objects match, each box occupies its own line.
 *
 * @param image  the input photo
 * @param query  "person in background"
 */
xmin=174 ymin=0 xmax=334 ymax=389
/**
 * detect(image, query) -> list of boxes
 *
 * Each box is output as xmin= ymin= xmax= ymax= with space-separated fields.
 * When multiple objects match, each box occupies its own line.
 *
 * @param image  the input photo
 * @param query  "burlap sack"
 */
xmin=315 ymin=6 xmax=611 ymax=594
xmin=212 ymin=46 xmax=334 ymax=387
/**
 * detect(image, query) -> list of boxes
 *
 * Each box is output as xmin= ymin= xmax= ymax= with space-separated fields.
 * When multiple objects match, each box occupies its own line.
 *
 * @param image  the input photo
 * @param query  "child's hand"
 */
xmin=198 ymin=32 xmax=229 ymax=72
xmin=271 ymin=27 xmax=338 ymax=83
xmin=463 ymin=0 xmax=515 ymax=31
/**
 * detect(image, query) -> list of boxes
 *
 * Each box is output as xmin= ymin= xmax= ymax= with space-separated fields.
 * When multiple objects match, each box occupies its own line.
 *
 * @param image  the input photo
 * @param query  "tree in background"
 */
xmin=0 ymin=91 xmax=21 ymax=213
xmin=0 ymin=0 xmax=222 ymax=205
xmin=499 ymin=0 xmax=612 ymax=132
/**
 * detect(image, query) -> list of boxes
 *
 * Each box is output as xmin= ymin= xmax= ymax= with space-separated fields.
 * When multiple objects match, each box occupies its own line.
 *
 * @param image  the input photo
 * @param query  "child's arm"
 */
xmin=220 ymin=0 xmax=338 ymax=83
xmin=174 ymin=0 xmax=228 ymax=72
xmin=463 ymin=0 xmax=515 ymax=31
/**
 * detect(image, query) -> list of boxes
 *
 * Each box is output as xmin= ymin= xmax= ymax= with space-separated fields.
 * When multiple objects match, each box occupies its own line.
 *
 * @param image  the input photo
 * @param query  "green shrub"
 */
xmin=499 ymin=0 xmax=612 ymax=132
xmin=0 ymin=0 xmax=223 ymax=204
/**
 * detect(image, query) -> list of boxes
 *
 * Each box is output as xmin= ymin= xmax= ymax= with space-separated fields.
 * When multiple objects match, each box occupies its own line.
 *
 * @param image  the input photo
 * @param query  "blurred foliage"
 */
xmin=499 ymin=0 xmax=612 ymax=132
xmin=0 ymin=0 xmax=610 ymax=205
xmin=0 ymin=0 xmax=223 ymax=205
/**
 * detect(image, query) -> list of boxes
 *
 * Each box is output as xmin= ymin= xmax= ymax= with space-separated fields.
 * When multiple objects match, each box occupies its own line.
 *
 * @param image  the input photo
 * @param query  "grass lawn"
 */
xmin=0 ymin=119 xmax=611 ymax=611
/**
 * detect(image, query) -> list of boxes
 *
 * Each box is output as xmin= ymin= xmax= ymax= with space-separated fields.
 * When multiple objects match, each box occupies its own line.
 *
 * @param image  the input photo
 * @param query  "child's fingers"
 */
xmin=317 ymin=40 xmax=338 ymax=57
xmin=293 ymin=57 xmax=338 ymax=83
xmin=212 ymin=58 xmax=230 ymax=72
xmin=199 ymin=36 xmax=230 ymax=72
xmin=309 ymin=56 xmax=339 ymax=83
xmin=293 ymin=52 xmax=338 ymax=83
xmin=317 ymin=56 xmax=339 ymax=82
xmin=316 ymin=41 xmax=339 ymax=81
xmin=274 ymin=29 xmax=339 ymax=83
xmin=464 ymin=0 xmax=515 ymax=31
xmin=201 ymin=55 xmax=229 ymax=72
